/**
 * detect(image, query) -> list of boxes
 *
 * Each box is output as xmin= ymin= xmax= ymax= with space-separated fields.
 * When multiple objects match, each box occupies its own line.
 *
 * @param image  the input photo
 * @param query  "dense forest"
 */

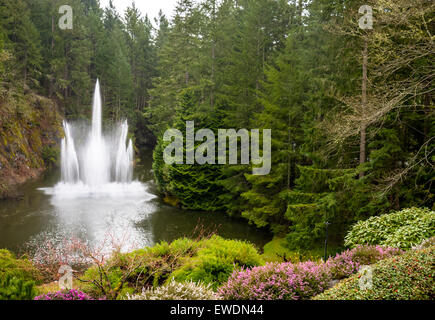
xmin=0 ymin=0 xmax=433 ymax=250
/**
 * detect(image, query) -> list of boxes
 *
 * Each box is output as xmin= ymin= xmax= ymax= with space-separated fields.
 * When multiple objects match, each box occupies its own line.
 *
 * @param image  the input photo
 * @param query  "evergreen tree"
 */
xmin=0 ymin=0 xmax=42 ymax=87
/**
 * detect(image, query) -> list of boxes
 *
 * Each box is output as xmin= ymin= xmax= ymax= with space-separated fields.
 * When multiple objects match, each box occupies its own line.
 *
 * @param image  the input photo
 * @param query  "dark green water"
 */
xmin=0 ymin=152 xmax=271 ymax=254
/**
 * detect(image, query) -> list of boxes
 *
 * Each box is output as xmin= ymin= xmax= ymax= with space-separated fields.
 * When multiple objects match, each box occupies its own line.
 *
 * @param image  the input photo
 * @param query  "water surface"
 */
xmin=0 ymin=153 xmax=271 ymax=255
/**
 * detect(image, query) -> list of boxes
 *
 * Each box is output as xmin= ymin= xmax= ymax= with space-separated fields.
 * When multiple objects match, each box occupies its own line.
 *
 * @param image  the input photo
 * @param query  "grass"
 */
xmin=261 ymin=237 xmax=343 ymax=263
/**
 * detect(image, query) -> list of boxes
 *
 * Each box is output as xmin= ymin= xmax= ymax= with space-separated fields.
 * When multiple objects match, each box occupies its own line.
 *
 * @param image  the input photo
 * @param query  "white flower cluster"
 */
xmin=126 ymin=279 xmax=220 ymax=300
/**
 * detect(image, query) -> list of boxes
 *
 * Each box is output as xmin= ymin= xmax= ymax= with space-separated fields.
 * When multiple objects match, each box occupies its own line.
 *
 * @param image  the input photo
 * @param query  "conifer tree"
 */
xmin=0 ymin=0 xmax=42 ymax=87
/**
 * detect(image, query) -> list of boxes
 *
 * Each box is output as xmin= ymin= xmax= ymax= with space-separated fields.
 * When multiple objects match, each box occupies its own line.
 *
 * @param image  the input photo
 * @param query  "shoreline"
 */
xmin=0 ymin=165 xmax=45 ymax=200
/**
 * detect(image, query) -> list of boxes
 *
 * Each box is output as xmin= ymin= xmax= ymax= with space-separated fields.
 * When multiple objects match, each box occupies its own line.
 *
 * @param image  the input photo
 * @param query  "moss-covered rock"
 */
xmin=0 ymin=87 xmax=62 ymax=199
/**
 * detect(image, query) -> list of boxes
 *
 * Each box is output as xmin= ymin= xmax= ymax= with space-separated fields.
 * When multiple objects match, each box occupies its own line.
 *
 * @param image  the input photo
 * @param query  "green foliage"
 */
xmin=0 ymin=0 xmax=42 ymax=86
xmin=150 ymin=0 xmax=296 ymax=213
xmin=0 ymin=249 xmax=39 ymax=300
xmin=0 ymin=276 xmax=36 ymax=300
xmin=0 ymin=0 xmax=433 ymax=270
xmin=41 ymin=145 xmax=59 ymax=168
xmin=344 ymin=207 xmax=435 ymax=249
xmin=149 ymin=0 xmax=433 ymax=253
xmin=314 ymin=246 xmax=435 ymax=300
xmin=0 ymin=249 xmax=42 ymax=283
xmin=1 ymin=0 xmax=156 ymax=147
xmin=171 ymin=236 xmax=264 ymax=288
xmin=283 ymin=166 xmax=364 ymax=250
xmin=152 ymin=91 xmax=227 ymax=211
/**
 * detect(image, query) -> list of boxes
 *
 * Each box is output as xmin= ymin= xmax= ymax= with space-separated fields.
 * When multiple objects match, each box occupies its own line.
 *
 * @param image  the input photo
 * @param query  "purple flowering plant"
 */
xmin=34 ymin=289 xmax=95 ymax=300
xmin=219 ymin=245 xmax=403 ymax=300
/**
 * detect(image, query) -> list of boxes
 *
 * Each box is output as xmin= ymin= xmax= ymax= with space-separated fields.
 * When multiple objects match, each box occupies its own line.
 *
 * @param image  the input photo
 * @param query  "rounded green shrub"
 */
xmin=171 ymin=236 xmax=264 ymax=289
xmin=126 ymin=279 xmax=220 ymax=300
xmin=313 ymin=245 xmax=435 ymax=300
xmin=344 ymin=207 xmax=435 ymax=249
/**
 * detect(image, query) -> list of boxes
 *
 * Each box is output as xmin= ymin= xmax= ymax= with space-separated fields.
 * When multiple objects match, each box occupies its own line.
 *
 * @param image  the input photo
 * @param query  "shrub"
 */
xmin=344 ymin=207 xmax=435 ymax=249
xmin=0 ymin=276 xmax=36 ymax=300
xmin=80 ymin=236 xmax=263 ymax=298
xmin=25 ymin=236 xmax=96 ymax=282
xmin=0 ymin=249 xmax=42 ymax=283
xmin=126 ymin=279 xmax=219 ymax=300
xmin=314 ymin=245 xmax=435 ymax=300
xmin=34 ymin=289 xmax=94 ymax=300
xmin=325 ymin=245 xmax=403 ymax=280
xmin=41 ymin=146 xmax=59 ymax=168
xmin=218 ymin=261 xmax=330 ymax=300
xmin=170 ymin=236 xmax=263 ymax=288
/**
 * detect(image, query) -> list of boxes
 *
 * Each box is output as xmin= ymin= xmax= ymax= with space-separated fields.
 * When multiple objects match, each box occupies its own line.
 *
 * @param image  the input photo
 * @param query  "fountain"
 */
xmin=60 ymin=79 xmax=133 ymax=186
xmin=46 ymin=79 xmax=145 ymax=197
xmin=34 ymin=79 xmax=154 ymax=254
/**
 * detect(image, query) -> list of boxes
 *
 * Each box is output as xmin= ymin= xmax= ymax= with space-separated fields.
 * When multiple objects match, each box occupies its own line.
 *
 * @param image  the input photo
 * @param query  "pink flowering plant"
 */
xmin=218 ymin=261 xmax=330 ymax=300
xmin=219 ymin=245 xmax=403 ymax=300
xmin=34 ymin=289 xmax=95 ymax=300
xmin=325 ymin=245 xmax=403 ymax=280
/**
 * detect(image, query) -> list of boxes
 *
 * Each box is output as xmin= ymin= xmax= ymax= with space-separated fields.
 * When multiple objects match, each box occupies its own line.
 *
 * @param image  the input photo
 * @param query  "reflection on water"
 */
xmin=36 ymin=181 xmax=157 ymax=253
xmin=0 ymin=154 xmax=271 ymax=255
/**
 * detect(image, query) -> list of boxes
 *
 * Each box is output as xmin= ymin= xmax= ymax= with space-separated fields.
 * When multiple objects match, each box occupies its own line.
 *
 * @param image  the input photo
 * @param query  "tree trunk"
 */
xmin=49 ymin=15 xmax=55 ymax=97
xmin=298 ymin=0 xmax=303 ymax=23
xmin=23 ymin=50 xmax=27 ymax=86
xmin=287 ymin=112 xmax=291 ymax=189
xmin=359 ymin=37 xmax=368 ymax=178
xmin=211 ymin=0 xmax=216 ymax=109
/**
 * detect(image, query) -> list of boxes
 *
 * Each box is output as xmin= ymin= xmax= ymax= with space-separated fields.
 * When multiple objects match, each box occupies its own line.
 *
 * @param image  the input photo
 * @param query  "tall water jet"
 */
xmin=91 ymin=79 xmax=103 ymax=139
xmin=115 ymin=121 xmax=134 ymax=183
xmin=59 ymin=79 xmax=134 ymax=187
xmin=61 ymin=121 xmax=80 ymax=183
xmin=82 ymin=79 xmax=110 ymax=186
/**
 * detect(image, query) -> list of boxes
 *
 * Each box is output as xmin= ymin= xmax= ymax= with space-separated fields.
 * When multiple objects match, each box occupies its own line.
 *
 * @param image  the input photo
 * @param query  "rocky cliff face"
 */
xmin=0 ymin=88 xmax=62 ymax=198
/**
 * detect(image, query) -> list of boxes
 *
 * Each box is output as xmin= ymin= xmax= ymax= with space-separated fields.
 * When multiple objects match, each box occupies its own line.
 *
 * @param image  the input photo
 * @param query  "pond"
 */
xmin=0 ymin=151 xmax=271 ymax=256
